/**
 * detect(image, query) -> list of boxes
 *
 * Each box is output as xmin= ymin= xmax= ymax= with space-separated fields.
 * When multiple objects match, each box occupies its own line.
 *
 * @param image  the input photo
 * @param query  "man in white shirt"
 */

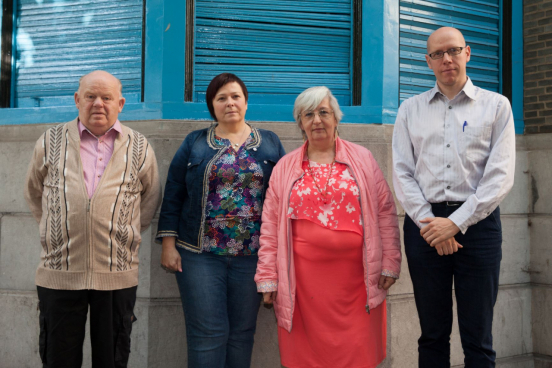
xmin=392 ymin=27 xmax=515 ymax=367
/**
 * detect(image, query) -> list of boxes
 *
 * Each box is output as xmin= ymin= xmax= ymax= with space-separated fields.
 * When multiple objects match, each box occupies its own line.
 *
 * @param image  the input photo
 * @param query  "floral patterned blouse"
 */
xmin=288 ymin=159 xmax=399 ymax=279
xmin=288 ymin=160 xmax=363 ymax=236
xmin=202 ymin=133 xmax=263 ymax=256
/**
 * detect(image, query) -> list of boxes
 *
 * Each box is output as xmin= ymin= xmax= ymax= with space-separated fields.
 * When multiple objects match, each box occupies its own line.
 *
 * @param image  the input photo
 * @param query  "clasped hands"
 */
xmin=419 ymin=217 xmax=462 ymax=256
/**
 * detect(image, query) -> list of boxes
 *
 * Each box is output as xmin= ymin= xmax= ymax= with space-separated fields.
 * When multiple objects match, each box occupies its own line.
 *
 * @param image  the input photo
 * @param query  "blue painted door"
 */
xmin=399 ymin=0 xmax=501 ymax=103
xmin=193 ymin=0 xmax=353 ymax=106
xmin=14 ymin=0 xmax=143 ymax=108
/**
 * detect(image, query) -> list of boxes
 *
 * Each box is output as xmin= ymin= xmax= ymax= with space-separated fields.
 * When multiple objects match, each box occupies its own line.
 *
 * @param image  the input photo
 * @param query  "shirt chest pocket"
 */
xmin=460 ymin=125 xmax=492 ymax=164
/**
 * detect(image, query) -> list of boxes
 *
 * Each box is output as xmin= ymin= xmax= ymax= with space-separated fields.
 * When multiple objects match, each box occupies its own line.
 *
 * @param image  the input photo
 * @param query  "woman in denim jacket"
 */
xmin=156 ymin=73 xmax=285 ymax=368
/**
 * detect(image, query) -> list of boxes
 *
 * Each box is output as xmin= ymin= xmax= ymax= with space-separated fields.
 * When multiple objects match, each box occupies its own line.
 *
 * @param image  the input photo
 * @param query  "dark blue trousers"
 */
xmin=175 ymin=247 xmax=262 ymax=368
xmin=404 ymin=204 xmax=502 ymax=368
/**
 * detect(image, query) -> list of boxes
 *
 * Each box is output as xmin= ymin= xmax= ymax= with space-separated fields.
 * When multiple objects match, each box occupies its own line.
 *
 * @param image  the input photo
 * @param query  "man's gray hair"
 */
xmin=293 ymin=86 xmax=343 ymax=129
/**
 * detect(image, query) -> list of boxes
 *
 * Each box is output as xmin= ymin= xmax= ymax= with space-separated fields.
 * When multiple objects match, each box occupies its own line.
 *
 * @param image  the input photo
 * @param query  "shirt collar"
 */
xmin=428 ymin=76 xmax=477 ymax=103
xmin=78 ymin=119 xmax=122 ymax=138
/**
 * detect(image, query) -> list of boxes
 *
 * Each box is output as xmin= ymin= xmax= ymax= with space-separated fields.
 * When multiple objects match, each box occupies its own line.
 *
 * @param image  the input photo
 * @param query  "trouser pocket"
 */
xmin=114 ymin=313 xmax=137 ymax=367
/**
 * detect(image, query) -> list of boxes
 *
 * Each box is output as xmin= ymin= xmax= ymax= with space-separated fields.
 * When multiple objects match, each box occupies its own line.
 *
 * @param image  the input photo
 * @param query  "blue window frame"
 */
xmin=12 ymin=0 xmax=143 ymax=108
xmin=0 ymin=0 xmax=523 ymax=133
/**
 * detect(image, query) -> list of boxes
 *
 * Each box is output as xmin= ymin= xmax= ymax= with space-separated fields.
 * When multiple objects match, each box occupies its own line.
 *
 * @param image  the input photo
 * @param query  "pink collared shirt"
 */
xmin=78 ymin=120 xmax=122 ymax=198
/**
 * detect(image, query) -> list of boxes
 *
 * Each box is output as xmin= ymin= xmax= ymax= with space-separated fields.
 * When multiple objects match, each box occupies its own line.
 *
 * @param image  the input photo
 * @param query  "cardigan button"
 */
xmin=253 ymin=148 xmax=257 ymax=151
xmin=187 ymin=163 xmax=191 ymax=166
xmin=264 ymin=160 xmax=268 ymax=164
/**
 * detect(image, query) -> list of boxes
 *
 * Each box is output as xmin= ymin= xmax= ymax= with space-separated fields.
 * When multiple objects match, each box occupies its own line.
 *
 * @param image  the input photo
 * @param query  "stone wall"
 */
xmin=0 ymin=120 xmax=548 ymax=367
xmin=524 ymin=0 xmax=552 ymax=134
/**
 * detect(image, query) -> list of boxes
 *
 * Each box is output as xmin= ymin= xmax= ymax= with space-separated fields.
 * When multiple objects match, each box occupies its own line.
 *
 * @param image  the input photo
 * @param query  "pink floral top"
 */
xmin=286 ymin=159 xmax=399 ymax=280
xmin=288 ymin=160 xmax=363 ymax=236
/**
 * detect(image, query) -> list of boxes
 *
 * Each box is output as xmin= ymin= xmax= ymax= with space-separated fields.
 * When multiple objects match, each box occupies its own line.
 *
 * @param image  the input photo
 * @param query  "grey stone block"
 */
xmin=528 ymin=149 xmax=552 ymax=215
xmin=493 ymin=286 xmax=533 ymax=358
xmin=387 ymin=217 xmax=412 ymax=296
xmin=251 ymin=305 xmax=281 ymax=368
xmin=147 ymin=138 xmax=187 ymax=195
xmin=142 ymin=299 xmax=186 ymax=368
xmin=0 ymin=141 xmax=37 ymax=214
xmin=0 ymin=215 xmax=41 ymax=291
xmin=147 ymin=222 xmax=181 ymax=299
xmin=136 ymin=226 xmax=152 ymax=299
xmin=0 ymin=291 xmax=41 ymax=368
xmin=529 ymin=217 xmax=552 ymax=284
xmin=500 ymin=216 xmax=531 ymax=285
xmin=385 ymin=295 xmax=423 ymax=367
xmin=532 ymin=286 xmax=552 ymax=356
xmin=501 ymin=150 xmax=531 ymax=215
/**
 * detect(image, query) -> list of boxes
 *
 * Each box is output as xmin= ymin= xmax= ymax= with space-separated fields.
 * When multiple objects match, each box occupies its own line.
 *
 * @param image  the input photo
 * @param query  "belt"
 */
xmin=431 ymin=201 xmax=464 ymax=207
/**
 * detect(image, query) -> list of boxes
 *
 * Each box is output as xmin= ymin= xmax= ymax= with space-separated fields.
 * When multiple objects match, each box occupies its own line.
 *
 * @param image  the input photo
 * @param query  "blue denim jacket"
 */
xmin=156 ymin=124 xmax=285 ymax=253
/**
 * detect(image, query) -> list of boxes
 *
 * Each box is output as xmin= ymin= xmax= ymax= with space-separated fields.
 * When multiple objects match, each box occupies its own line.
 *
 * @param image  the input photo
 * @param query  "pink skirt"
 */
xmin=278 ymin=219 xmax=386 ymax=368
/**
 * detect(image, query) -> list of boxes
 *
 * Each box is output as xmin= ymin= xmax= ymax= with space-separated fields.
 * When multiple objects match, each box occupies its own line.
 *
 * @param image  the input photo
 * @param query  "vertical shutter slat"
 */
xmin=14 ymin=0 xmax=143 ymax=107
xmin=194 ymin=1 xmax=352 ymax=106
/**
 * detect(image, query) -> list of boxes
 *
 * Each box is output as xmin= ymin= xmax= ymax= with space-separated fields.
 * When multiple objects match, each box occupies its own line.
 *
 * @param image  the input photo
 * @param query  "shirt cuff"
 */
xmin=381 ymin=269 xmax=399 ymax=279
xmin=447 ymin=209 xmax=470 ymax=234
xmin=257 ymin=280 xmax=278 ymax=293
xmin=414 ymin=210 xmax=437 ymax=229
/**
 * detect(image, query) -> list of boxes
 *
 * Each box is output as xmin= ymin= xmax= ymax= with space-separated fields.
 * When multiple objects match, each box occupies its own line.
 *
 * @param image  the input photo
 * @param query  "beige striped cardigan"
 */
xmin=24 ymin=119 xmax=161 ymax=290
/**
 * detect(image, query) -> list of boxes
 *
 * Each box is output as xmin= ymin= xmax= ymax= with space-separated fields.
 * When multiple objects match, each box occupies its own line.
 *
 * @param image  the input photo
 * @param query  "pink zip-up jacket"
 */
xmin=255 ymin=137 xmax=401 ymax=332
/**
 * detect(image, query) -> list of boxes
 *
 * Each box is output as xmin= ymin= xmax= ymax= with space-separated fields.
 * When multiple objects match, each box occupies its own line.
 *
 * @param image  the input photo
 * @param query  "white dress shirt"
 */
xmin=392 ymin=78 xmax=515 ymax=234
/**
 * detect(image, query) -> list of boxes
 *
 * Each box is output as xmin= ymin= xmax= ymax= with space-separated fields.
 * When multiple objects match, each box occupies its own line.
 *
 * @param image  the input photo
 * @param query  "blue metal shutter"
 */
xmin=194 ymin=0 xmax=352 ymax=106
xmin=14 ymin=0 xmax=143 ymax=108
xmin=399 ymin=0 xmax=501 ymax=103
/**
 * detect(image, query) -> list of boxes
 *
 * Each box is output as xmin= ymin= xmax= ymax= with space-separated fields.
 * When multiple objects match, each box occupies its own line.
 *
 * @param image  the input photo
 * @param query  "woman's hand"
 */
xmin=378 ymin=275 xmax=396 ymax=290
xmin=263 ymin=291 xmax=277 ymax=304
xmin=161 ymin=237 xmax=182 ymax=273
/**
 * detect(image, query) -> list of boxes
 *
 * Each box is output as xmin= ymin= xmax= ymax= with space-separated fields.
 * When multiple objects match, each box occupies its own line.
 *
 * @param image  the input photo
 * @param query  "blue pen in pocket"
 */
xmin=463 ymin=121 xmax=468 ymax=132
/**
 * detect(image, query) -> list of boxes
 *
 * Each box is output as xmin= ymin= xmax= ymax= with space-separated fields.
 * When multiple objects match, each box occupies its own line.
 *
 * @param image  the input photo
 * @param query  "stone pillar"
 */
xmin=525 ymin=133 xmax=552 ymax=367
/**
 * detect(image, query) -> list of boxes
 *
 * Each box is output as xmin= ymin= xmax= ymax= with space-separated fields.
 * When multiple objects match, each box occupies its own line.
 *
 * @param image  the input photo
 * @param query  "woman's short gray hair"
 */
xmin=293 ymin=86 xmax=344 ymax=129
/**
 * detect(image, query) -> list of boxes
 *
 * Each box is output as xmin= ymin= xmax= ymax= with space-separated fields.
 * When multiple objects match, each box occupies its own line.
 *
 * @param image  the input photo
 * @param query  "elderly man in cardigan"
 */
xmin=24 ymin=70 xmax=161 ymax=368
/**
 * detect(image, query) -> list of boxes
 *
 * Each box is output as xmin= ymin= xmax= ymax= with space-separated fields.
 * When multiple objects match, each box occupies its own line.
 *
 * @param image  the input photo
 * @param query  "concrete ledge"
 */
xmin=529 ymin=216 xmax=552 ymax=285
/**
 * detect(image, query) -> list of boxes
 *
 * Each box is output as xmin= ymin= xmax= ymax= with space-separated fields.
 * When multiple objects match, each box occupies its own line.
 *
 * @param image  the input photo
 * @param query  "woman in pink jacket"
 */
xmin=255 ymin=86 xmax=402 ymax=368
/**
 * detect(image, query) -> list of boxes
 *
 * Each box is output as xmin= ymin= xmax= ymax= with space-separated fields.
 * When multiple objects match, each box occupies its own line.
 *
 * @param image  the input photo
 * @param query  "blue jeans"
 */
xmin=175 ymin=247 xmax=262 ymax=368
xmin=404 ymin=204 xmax=502 ymax=368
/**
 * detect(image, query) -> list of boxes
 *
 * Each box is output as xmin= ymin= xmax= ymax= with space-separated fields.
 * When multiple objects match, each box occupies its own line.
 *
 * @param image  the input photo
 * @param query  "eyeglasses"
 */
xmin=428 ymin=47 xmax=465 ymax=60
xmin=301 ymin=109 xmax=334 ymax=123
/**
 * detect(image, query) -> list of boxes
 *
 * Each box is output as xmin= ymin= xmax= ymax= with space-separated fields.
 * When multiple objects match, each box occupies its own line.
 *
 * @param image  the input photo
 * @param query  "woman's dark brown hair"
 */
xmin=205 ymin=73 xmax=249 ymax=121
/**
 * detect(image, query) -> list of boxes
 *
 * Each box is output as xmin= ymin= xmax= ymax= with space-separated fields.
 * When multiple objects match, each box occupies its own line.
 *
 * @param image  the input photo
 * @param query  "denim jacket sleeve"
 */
xmin=156 ymin=132 xmax=195 ymax=239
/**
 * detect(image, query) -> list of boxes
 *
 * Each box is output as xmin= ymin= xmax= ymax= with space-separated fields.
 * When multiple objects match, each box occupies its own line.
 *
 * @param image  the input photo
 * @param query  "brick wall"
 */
xmin=524 ymin=0 xmax=552 ymax=134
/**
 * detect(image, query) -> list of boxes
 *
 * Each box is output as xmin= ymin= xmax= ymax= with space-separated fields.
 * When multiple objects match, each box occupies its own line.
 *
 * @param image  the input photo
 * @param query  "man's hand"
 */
xmin=433 ymin=237 xmax=463 ymax=256
xmin=420 ymin=217 xmax=461 ymax=246
xmin=378 ymin=275 xmax=396 ymax=290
